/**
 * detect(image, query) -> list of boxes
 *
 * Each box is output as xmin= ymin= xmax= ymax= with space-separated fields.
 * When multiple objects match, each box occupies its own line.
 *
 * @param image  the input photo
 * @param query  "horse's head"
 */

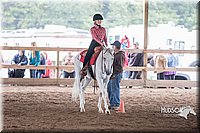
xmin=188 ymin=107 xmax=196 ymax=116
xmin=180 ymin=106 xmax=196 ymax=116
xmin=102 ymin=47 xmax=114 ymax=75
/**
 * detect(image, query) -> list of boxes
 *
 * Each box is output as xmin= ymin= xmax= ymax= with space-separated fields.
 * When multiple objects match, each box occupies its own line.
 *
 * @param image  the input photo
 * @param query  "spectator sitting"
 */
xmin=8 ymin=50 xmax=28 ymax=78
xmin=62 ymin=51 xmax=75 ymax=78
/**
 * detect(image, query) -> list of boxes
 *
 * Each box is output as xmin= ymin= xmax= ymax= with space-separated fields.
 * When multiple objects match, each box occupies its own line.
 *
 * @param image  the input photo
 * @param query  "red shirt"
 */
xmin=90 ymin=24 xmax=108 ymax=46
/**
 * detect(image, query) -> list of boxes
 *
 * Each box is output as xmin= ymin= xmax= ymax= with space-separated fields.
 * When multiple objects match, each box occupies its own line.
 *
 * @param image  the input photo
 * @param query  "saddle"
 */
xmin=80 ymin=46 xmax=102 ymax=80
xmin=80 ymin=46 xmax=102 ymax=65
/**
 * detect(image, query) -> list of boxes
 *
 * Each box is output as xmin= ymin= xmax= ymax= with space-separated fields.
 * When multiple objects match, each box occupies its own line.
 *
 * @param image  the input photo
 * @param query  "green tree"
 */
xmin=1 ymin=0 xmax=198 ymax=31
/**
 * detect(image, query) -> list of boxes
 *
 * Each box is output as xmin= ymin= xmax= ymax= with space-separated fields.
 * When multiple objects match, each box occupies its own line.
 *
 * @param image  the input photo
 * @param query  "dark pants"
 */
xmin=129 ymin=71 xmax=142 ymax=79
xmin=164 ymin=74 xmax=175 ymax=80
xmin=36 ymin=70 xmax=45 ymax=78
xmin=8 ymin=69 xmax=25 ymax=78
xmin=64 ymin=71 xmax=75 ymax=78
xmin=83 ymin=40 xmax=101 ymax=68
xmin=14 ymin=69 xmax=25 ymax=78
xmin=157 ymin=72 xmax=164 ymax=80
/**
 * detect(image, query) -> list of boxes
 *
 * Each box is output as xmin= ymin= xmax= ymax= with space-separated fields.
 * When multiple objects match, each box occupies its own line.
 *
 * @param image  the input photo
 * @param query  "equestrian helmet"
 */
xmin=93 ymin=14 xmax=103 ymax=21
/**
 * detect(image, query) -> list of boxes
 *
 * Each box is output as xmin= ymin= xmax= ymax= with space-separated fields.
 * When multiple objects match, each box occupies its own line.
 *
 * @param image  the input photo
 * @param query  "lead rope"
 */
xmin=93 ymin=80 xmax=97 ymax=94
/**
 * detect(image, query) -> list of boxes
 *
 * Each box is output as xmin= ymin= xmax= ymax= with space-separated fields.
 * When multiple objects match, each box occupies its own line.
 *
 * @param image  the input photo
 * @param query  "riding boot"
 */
xmin=80 ymin=63 xmax=89 ymax=78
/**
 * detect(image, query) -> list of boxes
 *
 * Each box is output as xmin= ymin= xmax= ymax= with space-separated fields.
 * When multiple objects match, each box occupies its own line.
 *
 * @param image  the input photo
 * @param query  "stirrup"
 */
xmin=80 ymin=69 xmax=87 ymax=82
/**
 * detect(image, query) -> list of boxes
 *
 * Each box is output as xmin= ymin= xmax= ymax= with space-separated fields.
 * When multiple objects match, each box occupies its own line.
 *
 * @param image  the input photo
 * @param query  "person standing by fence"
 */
xmin=28 ymin=42 xmax=40 ymax=78
xmin=120 ymin=35 xmax=130 ymax=79
xmin=36 ymin=52 xmax=46 ymax=78
xmin=164 ymin=48 xmax=179 ymax=80
xmin=154 ymin=54 xmax=167 ymax=80
xmin=128 ymin=42 xmax=143 ymax=79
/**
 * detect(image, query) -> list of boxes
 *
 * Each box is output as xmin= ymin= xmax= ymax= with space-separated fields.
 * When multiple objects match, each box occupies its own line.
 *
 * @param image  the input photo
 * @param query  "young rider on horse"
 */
xmin=80 ymin=13 xmax=108 ymax=77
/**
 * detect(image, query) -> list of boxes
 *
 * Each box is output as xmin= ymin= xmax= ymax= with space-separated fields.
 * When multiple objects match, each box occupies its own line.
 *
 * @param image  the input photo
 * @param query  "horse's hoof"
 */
xmin=105 ymin=110 xmax=110 ymax=115
xmin=80 ymin=108 xmax=85 ymax=112
xmin=98 ymin=109 xmax=104 ymax=114
xmin=98 ymin=110 xmax=104 ymax=114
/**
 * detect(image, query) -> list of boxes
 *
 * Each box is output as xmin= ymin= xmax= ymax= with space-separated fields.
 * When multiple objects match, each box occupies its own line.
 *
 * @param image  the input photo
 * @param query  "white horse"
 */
xmin=72 ymin=47 xmax=114 ymax=114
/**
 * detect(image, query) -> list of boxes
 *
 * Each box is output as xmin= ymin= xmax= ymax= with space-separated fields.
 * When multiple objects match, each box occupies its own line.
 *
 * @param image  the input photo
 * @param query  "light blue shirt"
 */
xmin=167 ymin=54 xmax=179 ymax=67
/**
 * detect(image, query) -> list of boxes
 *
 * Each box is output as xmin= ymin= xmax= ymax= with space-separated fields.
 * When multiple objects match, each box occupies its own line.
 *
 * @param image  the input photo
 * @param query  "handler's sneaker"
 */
xmin=111 ymin=106 xmax=119 ymax=111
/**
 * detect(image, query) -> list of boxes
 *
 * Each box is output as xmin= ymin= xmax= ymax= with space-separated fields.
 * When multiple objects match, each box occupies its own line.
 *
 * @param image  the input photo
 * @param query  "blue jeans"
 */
xmin=30 ymin=69 xmax=37 ymax=78
xmin=122 ymin=71 xmax=129 ymax=79
xmin=63 ymin=71 xmax=75 ymax=78
xmin=107 ymin=73 xmax=122 ymax=107
xmin=36 ymin=70 xmax=45 ymax=78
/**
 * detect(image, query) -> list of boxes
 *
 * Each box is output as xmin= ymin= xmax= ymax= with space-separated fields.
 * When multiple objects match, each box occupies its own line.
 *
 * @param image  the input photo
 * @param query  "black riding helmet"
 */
xmin=93 ymin=14 xmax=103 ymax=21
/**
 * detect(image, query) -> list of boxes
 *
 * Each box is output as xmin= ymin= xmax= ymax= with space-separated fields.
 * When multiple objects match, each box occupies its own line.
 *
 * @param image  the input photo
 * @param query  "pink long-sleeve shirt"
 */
xmin=90 ymin=24 xmax=108 ymax=46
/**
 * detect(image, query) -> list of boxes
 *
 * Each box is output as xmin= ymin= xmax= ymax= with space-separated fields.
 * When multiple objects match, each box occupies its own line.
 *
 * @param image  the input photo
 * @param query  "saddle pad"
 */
xmin=79 ymin=46 xmax=102 ymax=65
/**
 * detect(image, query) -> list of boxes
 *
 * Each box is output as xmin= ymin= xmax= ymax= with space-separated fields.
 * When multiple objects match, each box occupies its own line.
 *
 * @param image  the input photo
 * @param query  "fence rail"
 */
xmin=0 ymin=46 xmax=198 ymax=88
xmin=1 ymin=65 xmax=198 ymax=72
xmin=1 ymin=46 xmax=198 ymax=54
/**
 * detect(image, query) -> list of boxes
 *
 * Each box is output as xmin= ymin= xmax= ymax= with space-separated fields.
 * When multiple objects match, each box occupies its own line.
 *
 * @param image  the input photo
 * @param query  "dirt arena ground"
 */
xmin=1 ymin=86 xmax=199 ymax=133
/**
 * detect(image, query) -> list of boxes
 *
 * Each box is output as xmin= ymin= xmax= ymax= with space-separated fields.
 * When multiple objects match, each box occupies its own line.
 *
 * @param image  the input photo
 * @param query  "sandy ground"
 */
xmin=1 ymin=85 xmax=199 ymax=132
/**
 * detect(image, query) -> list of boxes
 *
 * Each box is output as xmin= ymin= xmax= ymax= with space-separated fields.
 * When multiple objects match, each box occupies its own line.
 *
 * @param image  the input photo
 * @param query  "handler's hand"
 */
xmin=110 ymin=74 xmax=115 ymax=79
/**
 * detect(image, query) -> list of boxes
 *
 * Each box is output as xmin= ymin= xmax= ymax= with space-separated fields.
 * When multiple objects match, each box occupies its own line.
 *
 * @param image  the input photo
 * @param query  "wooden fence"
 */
xmin=0 ymin=46 xmax=198 ymax=88
xmin=0 ymin=0 xmax=198 ymax=88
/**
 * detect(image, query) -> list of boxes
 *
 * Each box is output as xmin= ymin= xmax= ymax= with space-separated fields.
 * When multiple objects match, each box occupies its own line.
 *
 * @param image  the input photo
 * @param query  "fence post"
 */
xmin=143 ymin=0 xmax=148 ymax=88
xmin=56 ymin=47 xmax=60 ymax=86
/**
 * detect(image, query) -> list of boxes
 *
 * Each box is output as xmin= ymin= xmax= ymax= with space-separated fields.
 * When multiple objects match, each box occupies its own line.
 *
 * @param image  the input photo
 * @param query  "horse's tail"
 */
xmin=72 ymin=54 xmax=81 ymax=102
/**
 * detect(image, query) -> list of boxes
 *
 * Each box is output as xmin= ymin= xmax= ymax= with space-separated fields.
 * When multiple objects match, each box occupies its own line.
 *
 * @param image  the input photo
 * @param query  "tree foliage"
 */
xmin=1 ymin=0 xmax=198 ymax=31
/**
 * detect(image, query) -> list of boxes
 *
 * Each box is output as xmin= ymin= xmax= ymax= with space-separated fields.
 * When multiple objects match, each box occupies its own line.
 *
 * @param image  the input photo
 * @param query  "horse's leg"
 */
xmin=79 ymin=87 xmax=84 ymax=112
xmin=97 ymin=78 xmax=104 ymax=114
xmin=102 ymin=78 xmax=110 ymax=114
xmin=79 ymin=78 xmax=85 ymax=112
xmin=79 ymin=77 xmax=91 ymax=112
xmin=79 ymin=81 xmax=85 ymax=112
